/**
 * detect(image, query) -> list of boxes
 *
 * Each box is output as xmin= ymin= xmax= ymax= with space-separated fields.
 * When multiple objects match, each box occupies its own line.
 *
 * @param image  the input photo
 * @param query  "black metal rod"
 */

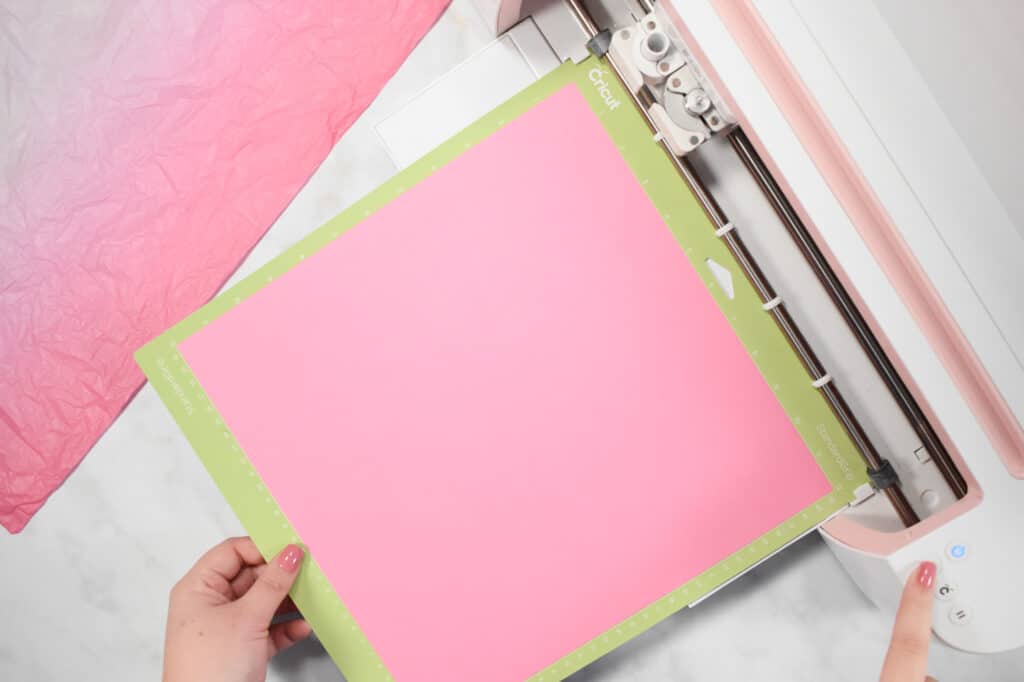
xmin=728 ymin=129 xmax=967 ymax=500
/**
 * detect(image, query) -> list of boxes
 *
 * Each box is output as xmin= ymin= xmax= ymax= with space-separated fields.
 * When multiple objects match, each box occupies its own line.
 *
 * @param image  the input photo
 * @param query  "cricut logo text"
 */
xmin=588 ymin=68 xmax=621 ymax=111
xmin=156 ymin=355 xmax=194 ymax=417
xmin=817 ymin=422 xmax=856 ymax=481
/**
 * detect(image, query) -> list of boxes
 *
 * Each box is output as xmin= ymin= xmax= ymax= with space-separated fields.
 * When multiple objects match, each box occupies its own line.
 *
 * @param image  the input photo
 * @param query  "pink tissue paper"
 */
xmin=0 ymin=0 xmax=449 ymax=533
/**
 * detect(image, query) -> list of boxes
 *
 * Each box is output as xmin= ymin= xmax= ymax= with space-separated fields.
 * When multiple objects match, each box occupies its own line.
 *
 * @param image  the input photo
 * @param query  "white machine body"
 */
xmin=424 ymin=0 xmax=1024 ymax=655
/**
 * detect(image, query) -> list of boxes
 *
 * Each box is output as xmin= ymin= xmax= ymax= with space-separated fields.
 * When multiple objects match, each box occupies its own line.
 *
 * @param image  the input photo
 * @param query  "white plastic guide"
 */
xmin=605 ymin=11 xmax=733 ymax=156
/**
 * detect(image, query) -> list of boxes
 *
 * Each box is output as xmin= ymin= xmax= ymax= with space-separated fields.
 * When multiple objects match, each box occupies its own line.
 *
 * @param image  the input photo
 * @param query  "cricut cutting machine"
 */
xmin=375 ymin=0 xmax=1024 ymax=656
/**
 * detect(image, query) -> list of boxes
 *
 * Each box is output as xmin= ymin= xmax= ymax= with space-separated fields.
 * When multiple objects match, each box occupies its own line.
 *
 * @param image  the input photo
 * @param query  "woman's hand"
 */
xmin=880 ymin=561 xmax=937 ymax=682
xmin=163 ymin=537 xmax=312 ymax=682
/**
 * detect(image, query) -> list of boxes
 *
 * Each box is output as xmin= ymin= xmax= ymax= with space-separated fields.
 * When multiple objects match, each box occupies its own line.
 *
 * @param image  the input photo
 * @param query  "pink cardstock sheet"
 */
xmin=0 ymin=0 xmax=449 ymax=532
xmin=180 ymin=84 xmax=832 ymax=680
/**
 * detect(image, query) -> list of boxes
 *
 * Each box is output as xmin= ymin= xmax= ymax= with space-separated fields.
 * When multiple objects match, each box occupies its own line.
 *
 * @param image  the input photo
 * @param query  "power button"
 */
xmin=946 ymin=543 xmax=967 ymax=561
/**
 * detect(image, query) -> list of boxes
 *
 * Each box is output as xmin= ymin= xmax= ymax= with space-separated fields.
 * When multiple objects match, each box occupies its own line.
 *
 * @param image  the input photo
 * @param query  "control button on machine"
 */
xmin=946 ymin=543 xmax=967 ymax=561
xmin=948 ymin=604 xmax=972 ymax=625
xmin=935 ymin=582 xmax=957 ymax=601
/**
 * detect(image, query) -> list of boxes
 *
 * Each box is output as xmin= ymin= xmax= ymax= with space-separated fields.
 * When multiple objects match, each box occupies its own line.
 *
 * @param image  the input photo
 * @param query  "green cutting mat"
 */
xmin=136 ymin=57 xmax=869 ymax=681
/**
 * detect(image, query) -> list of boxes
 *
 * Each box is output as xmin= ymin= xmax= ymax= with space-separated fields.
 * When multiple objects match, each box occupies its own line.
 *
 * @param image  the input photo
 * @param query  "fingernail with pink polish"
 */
xmin=277 ymin=544 xmax=304 ymax=573
xmin=917 ymin=561 xmax=936 ymax=590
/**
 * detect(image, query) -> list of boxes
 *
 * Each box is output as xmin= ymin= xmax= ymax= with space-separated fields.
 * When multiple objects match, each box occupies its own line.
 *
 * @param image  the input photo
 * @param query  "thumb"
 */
xmin=240 ymin=544 xmax=305 ymax=623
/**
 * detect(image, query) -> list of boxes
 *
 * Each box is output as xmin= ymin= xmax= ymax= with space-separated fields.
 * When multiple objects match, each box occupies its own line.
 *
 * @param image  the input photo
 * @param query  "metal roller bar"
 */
xmin=562 ymin=0 xmax=920 ymax=526
xmin=728 ymin=129 xmax=967 ymax=499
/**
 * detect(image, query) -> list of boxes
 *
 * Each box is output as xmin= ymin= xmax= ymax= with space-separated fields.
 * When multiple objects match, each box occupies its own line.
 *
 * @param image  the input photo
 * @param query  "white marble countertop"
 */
xmin=2 ymin=2 xmax=1022 ymax=680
